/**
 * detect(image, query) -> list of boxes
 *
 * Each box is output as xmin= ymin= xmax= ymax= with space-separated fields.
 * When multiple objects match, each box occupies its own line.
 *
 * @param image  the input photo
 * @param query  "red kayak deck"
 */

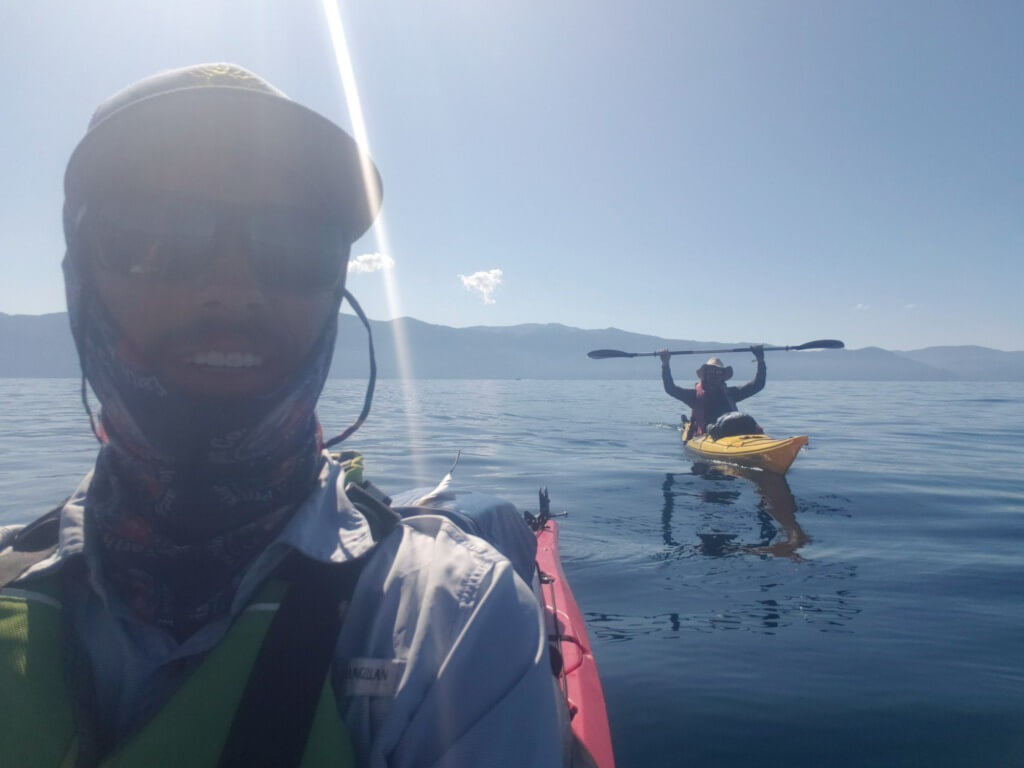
xmin=535 ymin=519 xmax=615 ymax=768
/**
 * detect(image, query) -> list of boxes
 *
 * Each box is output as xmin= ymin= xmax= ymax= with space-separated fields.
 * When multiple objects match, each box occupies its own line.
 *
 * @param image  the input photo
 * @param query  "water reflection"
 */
xmin=586 ymin=576 xmax=862 ymax=641
xmin=661 ymin=463 xmax=811 ymax=561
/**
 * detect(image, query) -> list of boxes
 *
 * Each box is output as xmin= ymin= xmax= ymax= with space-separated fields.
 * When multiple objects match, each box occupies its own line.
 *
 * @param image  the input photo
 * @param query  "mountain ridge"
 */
xmin=1 ymin=311 xmax=1022 ymax=381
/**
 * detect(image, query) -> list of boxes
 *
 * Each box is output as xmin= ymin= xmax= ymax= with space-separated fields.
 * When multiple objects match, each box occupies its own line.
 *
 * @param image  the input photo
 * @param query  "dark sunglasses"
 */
xmin=79 ymin=196 xmax=350 ymax=292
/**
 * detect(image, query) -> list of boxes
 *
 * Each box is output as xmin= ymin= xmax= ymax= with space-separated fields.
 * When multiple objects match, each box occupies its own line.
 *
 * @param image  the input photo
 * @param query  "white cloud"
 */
xmin=458 ymin=268 xmax=503 ymax=304
xmin=855 ymin=303 xmax=871 ymax=311
xmin=348 ymin=252 xmax=395 ymax=274
xmin=905 ymin=303 xmax=917 ymax=310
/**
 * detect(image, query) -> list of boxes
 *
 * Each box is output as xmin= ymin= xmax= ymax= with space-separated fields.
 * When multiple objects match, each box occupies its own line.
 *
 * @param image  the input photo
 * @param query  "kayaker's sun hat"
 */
xmin=697 ymin=357 xmax=733 ymax=380
xmin=63 ymin=62 xmax=381 ymax=245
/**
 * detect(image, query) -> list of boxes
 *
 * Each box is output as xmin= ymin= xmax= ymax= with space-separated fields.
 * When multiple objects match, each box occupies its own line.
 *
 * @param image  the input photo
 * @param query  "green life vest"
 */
xmin=0 ymin=576 xmax=354 ymax=768
xmin=0 ymin=451 xmax=396 ymax=768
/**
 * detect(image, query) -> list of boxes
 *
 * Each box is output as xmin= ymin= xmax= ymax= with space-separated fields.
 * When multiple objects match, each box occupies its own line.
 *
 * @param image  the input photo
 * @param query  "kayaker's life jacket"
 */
xmin=0 ymin=451 xmax=399 ymax=768
xmin=690 ymin=381 xmax=737 ymax=435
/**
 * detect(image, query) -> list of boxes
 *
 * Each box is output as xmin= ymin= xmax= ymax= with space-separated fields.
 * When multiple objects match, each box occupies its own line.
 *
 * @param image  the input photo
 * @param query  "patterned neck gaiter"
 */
xmin=63 ymin=247 xmax=340 ymax=641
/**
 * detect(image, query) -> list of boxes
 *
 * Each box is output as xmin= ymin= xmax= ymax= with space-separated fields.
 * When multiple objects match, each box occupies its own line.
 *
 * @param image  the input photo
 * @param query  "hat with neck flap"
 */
xmin=59 ymin=64 xmax=384 ymax=639
xmin=63 ymin=62 xmax=384 ymax=458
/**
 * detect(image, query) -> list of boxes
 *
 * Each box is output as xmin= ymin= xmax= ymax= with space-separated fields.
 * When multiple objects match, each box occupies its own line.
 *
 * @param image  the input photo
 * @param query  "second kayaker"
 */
xmin=658 ymin=346 xmax=767 ymax=438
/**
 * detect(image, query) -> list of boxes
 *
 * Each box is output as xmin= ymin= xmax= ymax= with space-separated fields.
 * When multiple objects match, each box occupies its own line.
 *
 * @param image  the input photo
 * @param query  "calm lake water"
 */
xmin=2 ymin=378 xmax=1023 ymax=767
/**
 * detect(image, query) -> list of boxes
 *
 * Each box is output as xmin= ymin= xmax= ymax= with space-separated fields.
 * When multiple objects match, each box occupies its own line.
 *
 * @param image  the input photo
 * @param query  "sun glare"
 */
xmin=321 ymin=1 xmax=427 ymax=482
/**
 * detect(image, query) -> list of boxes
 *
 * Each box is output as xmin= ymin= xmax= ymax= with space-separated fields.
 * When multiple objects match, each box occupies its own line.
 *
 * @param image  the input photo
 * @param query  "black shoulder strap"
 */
xmin=0 ymin=504 xmax=63 ymax=589
xmin=218 ymin=490 xmax=400 ymax=768
xmin=218 ymin=555 xmax=367 ymax=768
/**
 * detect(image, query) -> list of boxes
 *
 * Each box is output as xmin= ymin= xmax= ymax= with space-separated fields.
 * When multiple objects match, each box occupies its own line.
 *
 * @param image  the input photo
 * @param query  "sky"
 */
xmin=2 ymin=1 xmax=1021 ymax=351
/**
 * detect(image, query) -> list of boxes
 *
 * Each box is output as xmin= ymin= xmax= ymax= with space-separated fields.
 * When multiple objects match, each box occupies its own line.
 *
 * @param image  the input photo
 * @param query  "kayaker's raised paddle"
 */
xmin=587 ymin=339 xmax=844 ymax=359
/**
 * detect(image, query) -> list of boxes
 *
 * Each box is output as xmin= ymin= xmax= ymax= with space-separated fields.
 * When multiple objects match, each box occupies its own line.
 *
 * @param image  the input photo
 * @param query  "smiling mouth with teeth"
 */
xmin=188 ymin=352 xmax=265 ymax=369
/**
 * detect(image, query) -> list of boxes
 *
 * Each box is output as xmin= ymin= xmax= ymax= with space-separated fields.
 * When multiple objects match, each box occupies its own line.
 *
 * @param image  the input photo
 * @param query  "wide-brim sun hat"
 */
xmin=696 ymin=357 xmax=733 ymax=380
xmin=63 ymin=63 xmax=381 ymax=244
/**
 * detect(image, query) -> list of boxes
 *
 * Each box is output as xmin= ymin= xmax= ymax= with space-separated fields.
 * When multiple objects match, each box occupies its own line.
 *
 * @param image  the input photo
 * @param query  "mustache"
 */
xmin=153 ymin=316 xmax=287 ymax=352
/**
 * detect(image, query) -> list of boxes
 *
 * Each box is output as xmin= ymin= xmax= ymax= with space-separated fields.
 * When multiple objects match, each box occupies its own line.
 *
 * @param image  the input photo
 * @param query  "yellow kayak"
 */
xmin=683 ymin=431 xmax=809 ymax=474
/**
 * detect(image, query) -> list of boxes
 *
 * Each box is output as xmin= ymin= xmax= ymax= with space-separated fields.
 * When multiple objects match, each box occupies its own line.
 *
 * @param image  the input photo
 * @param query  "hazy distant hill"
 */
xmin=895 ymin=345 xmax=1024 ymax=381
xmin=0 ymin=312 xmax=79 ymax=377
xmin=2 ymin=312 xmax=1022 ymax=381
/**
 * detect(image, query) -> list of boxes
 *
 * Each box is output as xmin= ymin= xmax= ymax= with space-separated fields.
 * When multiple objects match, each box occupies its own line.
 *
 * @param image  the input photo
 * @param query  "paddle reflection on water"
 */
xmin=661 ymin=462 xmax=810 ymax=560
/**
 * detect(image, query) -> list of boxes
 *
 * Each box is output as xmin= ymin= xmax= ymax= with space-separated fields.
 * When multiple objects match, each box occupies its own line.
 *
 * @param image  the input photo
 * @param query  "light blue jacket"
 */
xmin=4 ymin=452 xmax=566 ymax=767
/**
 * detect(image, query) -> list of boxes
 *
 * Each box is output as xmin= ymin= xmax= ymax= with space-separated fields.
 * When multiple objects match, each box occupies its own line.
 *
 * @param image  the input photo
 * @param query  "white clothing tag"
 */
xmin=343 ymin=658 xmax=405 ymax=697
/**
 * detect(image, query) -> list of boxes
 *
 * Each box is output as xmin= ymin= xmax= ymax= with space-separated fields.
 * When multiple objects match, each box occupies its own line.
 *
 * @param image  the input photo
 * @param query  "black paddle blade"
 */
xmin=794 ymin=339 xmax=845 ymax=350
xmin=587 ymin=349 xmax=635 ymax=359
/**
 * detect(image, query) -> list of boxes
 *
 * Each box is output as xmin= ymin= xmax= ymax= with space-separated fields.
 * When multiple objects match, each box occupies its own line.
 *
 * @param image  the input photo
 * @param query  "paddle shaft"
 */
xmin=632 ymin=344 xmax=809 ymax=358
xmin=587 ymin=339 xmax=844 ymax=360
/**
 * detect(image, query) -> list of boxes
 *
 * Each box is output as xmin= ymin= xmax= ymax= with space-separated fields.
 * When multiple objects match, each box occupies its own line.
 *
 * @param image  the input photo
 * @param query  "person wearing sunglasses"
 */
xmin=0 ymin=64 xmax=564 ymax=767
xmin=658 ymin=346 xmax=767 ymax=438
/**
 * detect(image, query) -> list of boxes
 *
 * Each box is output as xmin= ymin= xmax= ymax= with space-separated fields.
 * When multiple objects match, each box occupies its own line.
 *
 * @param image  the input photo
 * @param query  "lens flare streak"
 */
xmin=321 ymin=1 xmax=427 ymax=482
